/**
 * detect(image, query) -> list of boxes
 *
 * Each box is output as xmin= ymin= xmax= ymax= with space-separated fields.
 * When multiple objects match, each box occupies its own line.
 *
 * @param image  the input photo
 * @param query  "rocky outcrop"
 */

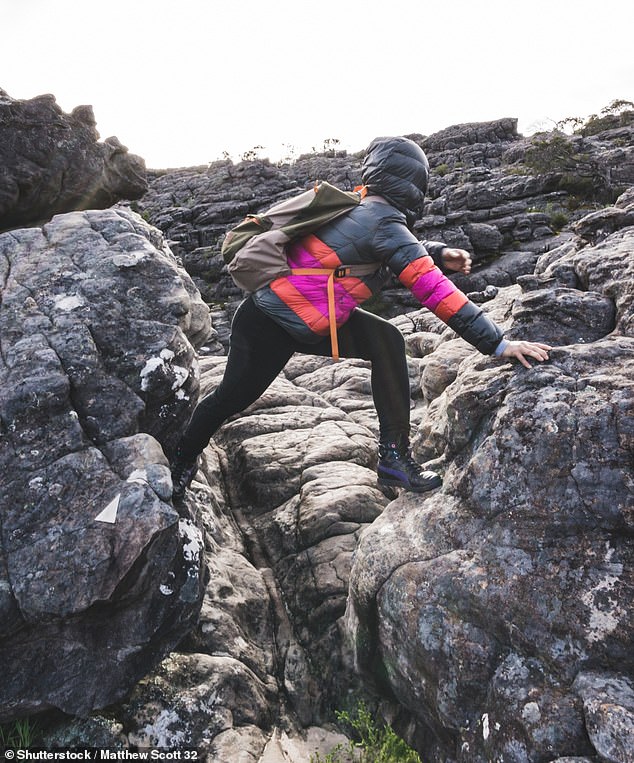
xmin=0 ymin=208 xmax=212 ymax=719
xmin=0 ymin=89 xmax=147 ymax=232
xmin=345 ymin=193 xmax=634 ymax=761
xmin=39 ymin=356 xmax=388 ymax=760
xmin=3 ymin=100 xmax=633 ymax=762
xmin=38 ymin=195 xmax=634 ymax=761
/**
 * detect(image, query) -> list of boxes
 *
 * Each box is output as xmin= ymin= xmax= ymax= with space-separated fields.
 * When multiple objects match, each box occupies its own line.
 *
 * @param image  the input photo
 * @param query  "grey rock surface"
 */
xmin=84 ymin=382 xmax=382 ymax=761
xmin=345 ymin=216 xmax=634 ymax=761
xmin=0 ymin=89 xmax=147 ymax=231
xmin=61 ymin=204 xmax=631 ymax=762
xmin=0 ymin=208 xmax=212 ymax=719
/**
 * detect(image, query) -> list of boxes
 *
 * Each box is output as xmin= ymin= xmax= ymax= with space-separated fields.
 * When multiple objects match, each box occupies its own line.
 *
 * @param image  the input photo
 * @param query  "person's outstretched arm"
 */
xmin=439 ymin=247 xmax=553 ymax=366
xmin=381 ymin=230 xmax=552 ymax=364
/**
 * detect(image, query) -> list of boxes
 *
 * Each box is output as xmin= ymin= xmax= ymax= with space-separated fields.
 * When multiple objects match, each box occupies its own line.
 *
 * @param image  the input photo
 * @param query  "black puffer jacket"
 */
xmin=253 ymin=137 xmax=505 ymax=355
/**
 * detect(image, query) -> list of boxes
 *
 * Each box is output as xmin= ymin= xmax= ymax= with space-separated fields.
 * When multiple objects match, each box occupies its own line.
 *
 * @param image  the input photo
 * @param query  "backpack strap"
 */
xmin=290 ymin=263 xmax=380 ymax=360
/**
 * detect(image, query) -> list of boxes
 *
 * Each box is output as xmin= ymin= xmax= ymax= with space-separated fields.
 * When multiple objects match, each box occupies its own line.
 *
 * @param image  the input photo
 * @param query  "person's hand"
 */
xmin=500 ymin=340 xmax=553 ymax=369
xmin=441 ymin=247 xmax=472 ymax=274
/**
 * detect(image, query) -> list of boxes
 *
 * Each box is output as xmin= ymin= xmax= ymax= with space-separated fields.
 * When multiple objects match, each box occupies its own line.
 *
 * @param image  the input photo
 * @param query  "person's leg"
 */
xmin=171 ymin=297 xmax=296 ymax=500
xmin=307 ymin=308 xmax=411 ymax=442
xmin=179 ymin=298 xmax=295 ymax=456
xmin=304 ymin=309 xmax=441 ymax=492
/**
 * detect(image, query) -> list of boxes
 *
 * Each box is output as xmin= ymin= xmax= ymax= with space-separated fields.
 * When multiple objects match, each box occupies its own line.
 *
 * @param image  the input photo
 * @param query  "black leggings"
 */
xmin=179 ymin=297 xmax=411 ymax=457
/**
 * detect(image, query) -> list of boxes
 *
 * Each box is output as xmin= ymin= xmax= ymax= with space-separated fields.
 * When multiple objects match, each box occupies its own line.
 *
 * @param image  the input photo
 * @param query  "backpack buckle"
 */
xmin=334 ymin=266 xmax=350 ymax=278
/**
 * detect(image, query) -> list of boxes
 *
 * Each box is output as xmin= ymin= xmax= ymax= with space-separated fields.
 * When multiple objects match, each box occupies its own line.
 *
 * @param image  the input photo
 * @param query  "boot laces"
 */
xmin=382 ymin=442 xmax=421 ymax=473
xmin=402 ymin=449 xmax=421 ymax=472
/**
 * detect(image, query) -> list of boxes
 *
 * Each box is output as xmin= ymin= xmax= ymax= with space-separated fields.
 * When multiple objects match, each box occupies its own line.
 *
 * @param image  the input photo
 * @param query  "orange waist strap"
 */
xmin=290 ymin=267 xmax=341 ymax=360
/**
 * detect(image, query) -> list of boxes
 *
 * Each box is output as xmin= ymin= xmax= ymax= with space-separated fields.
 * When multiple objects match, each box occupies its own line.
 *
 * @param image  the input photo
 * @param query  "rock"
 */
xmin=572 ymin=195 xmax=634 ymax=244
xmin=445 ymin=173 xmax=562 ymax=214
xmin=92 ymin=358 xmax=390 ymax=755
xmin=138 ymin=161 xmax=301 ymax=260
xmin=0 ymin=89 xmax=147 ymax=230
xmin=209 ymin=726 xmax=268 ymax=763
xmin=534 ymin=222 xmax=634 ymax=337
xmin=466 ymin=284 xmax=499 ymax=303
xmin=464 ymin=250 xmax=542 ymax=290
xmin=463 ymin=222 xmax=504 ymax=254
xmin=404 ymin=331 xmax=442 ymax=362
xmin=259 ymin=727 xmax=359 ymax=763
xmin=41 ymin=717 xmax=128 ymax=750
xmin=187 ymin=543 xmax=277 ymax=681
xmin=208 ymin=363 xmax=389 ymax=717
xmin=122 ymin=652 xmax=276 ymax=751
xmin=615 ymin=186 xmax=634 ymax=208
xmin=421 ymin=118 xmax=519 ymax=151
xmin=4 ymin=100 xmax=633 ymax=760
xmin=510 ymin=286 xmax=616 ymax=345
xmin=0 ymin=209 xmax=211 ymax=720
xmin=420 ymin=339 xmax=473 ymax=402
xmin=345 ymin=218 xmax=634 ymax=761
xmin=573 ymin=672 xmax=634 ymax=763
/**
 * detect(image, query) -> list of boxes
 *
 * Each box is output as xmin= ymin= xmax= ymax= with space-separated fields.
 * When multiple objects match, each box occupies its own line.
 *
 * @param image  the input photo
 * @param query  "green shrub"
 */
xmin=527 ymin=99 xmax=634 ymax=203
xmin=556 ymin=99 xmax=634 ymax=136
xmin=524 ymin=135 xmax=610 ymax=202
xmin=311 ymin=744 xmax=355 ymax=763
xmin=579 ymin=100 xmax=634 ymax=137
xmin=0 ymin=718 xmax=38 ymax=749
xmin=311 ymin=702 xmax=422 ymax=762
xmin=549 ymin=210 xmax=569 ymax=231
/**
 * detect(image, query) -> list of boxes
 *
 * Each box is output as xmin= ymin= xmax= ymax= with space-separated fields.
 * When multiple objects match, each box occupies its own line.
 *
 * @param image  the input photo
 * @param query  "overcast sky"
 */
xmin=3 ymin=0 xmax=632 ymax=168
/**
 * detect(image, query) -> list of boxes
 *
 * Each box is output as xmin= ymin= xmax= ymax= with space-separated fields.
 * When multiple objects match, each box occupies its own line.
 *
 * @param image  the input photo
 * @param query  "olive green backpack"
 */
xmin=221 ymin=181 xmax=365 ymax=292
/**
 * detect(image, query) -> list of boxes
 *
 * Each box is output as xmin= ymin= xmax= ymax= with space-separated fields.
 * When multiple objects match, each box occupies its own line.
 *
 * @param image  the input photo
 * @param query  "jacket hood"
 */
xmin=361 ymin=136 xmax=430 ymax=226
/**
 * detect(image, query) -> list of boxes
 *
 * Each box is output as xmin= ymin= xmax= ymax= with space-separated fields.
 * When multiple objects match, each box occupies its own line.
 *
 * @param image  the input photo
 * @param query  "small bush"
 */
xmin=579 ymin=100 xmax=634 ymax=137
xmin=311 ymin=702 xmax=422 ymax=763
xmin=524 ymin=135 xmax=611 ymax=203
xmin=0 ymin=718 xmax=38 ymax=749
xmin=549 ymin=210 xmax=569 ymax=231
xmin=311 ymin=744 xmax=355 ymax=763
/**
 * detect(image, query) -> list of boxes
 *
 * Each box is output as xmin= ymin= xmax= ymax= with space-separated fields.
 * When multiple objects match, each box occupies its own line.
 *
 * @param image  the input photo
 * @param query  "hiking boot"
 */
xmin=377 ymin=440 xmax=442 ymax=493
xmin=170 ymin=451 xmax=199 ymax=503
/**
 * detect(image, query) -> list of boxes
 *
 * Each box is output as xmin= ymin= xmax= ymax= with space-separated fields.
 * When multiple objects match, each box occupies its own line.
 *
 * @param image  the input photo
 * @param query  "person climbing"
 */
xmin=170 ymin=136 xmax=551 ymax=501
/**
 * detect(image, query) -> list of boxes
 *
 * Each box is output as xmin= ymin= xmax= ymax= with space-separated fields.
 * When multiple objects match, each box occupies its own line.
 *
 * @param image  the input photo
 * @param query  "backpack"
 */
xmin=221 ymin=181 xmax=378 ymax=359
xmin=221 ymin=181 xmax=365 ymax=292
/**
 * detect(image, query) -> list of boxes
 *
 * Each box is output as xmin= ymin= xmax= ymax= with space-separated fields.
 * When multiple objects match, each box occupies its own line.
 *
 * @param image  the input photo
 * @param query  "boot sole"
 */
xmin=378 ymin=476 xmax=442 ymax=493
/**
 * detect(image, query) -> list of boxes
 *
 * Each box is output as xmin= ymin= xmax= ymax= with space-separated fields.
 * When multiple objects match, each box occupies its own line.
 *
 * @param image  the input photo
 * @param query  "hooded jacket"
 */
xmin=252 ymin=137 xmax=504 ymax=355
xmin=362 ymin=136 xmax=430 ymax=227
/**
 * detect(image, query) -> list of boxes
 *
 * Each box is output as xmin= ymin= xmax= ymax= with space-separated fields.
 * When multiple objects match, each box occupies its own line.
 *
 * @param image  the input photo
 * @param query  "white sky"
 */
xmin=3 ymin=0 xmax=633 ymax=168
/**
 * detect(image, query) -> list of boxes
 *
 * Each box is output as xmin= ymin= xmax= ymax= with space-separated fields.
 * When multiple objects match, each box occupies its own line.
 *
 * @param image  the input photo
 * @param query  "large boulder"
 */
xmin=0 ymin=208 xmax=212 ymax=720
xmin=345 ymin=209 xmax=634 ymax=761
xmin=0 ymin=89 xmax=147 ymax=231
